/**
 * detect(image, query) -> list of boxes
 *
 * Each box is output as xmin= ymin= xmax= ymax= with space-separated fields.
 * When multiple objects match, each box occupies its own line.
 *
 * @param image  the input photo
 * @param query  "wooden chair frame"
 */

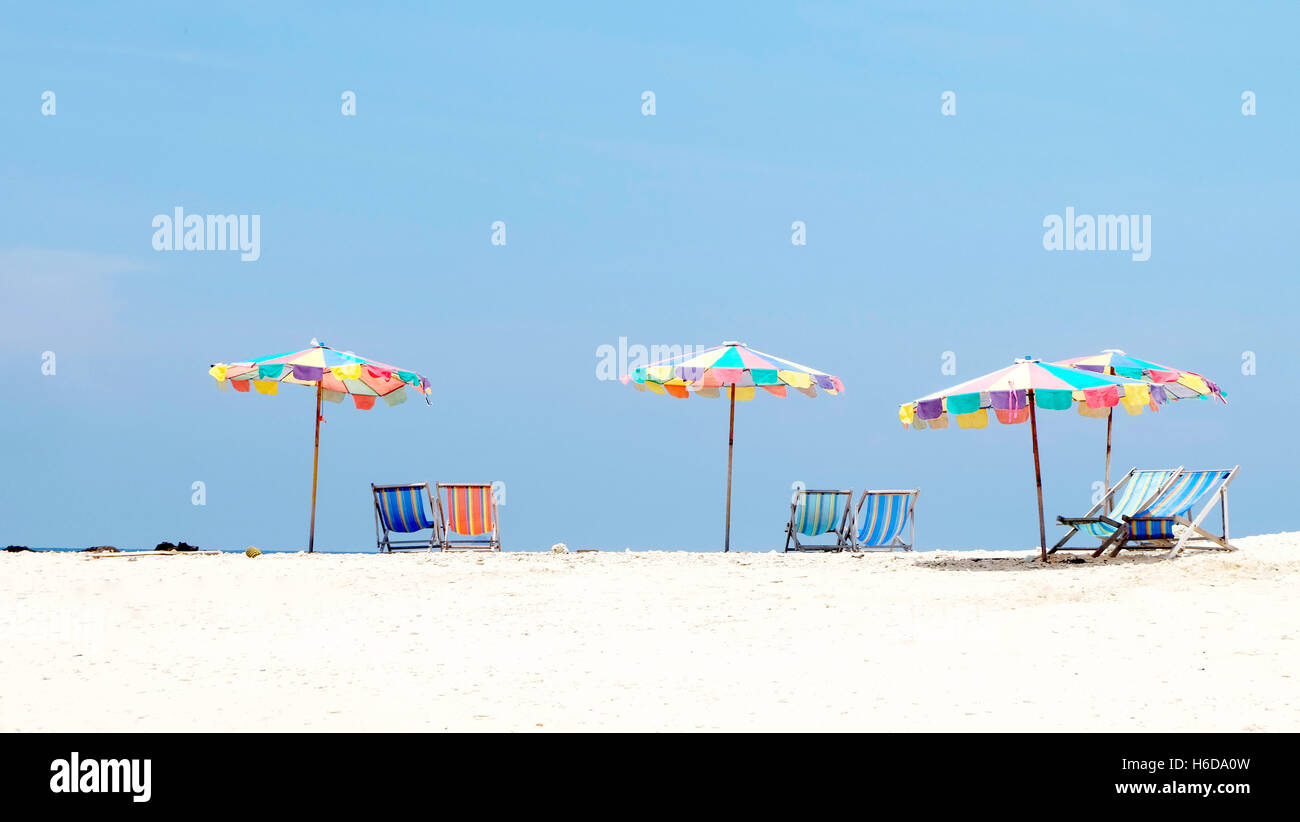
xmin=1111 ymin=466 xmax=1240 ymax=559
xmin=1051 ymin=467 xmax=1183 ymax=557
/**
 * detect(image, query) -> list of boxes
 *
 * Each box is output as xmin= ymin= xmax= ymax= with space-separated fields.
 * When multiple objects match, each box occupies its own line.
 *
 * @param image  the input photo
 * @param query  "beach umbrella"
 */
xmin=621 ymin=341 xmax=844 ymax=552
xmin=1052 ymin=350 xmax=1226 ymax=501
xmin=208 ymin=341 xmax=432 ymax=552
xmin=899 ymin=357 xmax=1163 ymax=562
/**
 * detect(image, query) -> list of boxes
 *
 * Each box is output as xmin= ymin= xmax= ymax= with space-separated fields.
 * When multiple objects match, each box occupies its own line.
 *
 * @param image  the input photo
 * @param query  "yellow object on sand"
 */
xmin=245 ymin=546 xmax=262 ymax=558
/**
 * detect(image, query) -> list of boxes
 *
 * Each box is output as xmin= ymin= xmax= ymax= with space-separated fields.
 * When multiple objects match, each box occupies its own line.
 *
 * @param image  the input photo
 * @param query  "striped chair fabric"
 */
xmin=443 ymin=484 xmax=496 ymax=536
xmin=856 ymin=492 xmax=912 ymax=547
xmin=1078 ymin=470 xmax=1174 ymax=537
xmin=1128 ymin=470 xmax=1230 ymax=539
xmin=376 ymin=485 xmax=436 ymax=533
xmin=794 ymin=491 xmax=847 ymax=537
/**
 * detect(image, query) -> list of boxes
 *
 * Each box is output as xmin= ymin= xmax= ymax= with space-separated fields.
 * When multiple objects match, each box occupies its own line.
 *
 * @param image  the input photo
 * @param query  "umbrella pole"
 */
xmin=308 ymin=382 xmax=323 ymax=553
xmin=724 ymin=384 xmax=736 ymax=552
xmin=1104 ymin=409 xmax=1113 ymax=514
xmin=1028 ymin=389 xmax=1047 ymax=562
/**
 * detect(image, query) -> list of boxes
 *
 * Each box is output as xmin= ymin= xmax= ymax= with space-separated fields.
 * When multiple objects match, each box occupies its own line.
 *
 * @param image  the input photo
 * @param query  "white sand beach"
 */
xmin=2 ymin=534 xmax=1297 ymax=732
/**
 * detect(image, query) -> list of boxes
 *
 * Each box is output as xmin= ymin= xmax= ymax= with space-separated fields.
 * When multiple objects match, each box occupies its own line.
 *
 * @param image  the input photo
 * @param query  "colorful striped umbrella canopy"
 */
xmin=1052 ymin=349 xmax=1225 ymax=501
xmin=622 ymin=342 xmax=845 ymax=399
xmin=1053 ymin=350 xmax=1224 ymax=402
xmin=209 ymin=342 xmax=432 ymax=552
xmin=899 ymin=357 xmax=1161 ymax=561
xmin=622 ymin=341 xmax=844 ymax=551
xmin=209 ymin=344 xmax=432 ymax=408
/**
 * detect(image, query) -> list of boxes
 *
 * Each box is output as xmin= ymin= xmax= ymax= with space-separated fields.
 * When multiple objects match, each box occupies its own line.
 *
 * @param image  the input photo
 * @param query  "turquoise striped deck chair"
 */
xmin=372 ymin=483 xmax=439 ymax=552
xmin=848 ymin=490 xmax=919 ymax=551
xmin=1052 ymin=467 xmax=1181 ymax=556
xmin=1114 ymin=467 xmax=1240 ymax=558
xmin=784 ymin=489 xmax=854 ymax=552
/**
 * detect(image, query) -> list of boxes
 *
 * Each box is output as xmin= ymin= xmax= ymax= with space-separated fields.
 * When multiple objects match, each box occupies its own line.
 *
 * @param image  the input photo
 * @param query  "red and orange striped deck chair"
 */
xmin=435 ymin=483 xmax=501 ymax=552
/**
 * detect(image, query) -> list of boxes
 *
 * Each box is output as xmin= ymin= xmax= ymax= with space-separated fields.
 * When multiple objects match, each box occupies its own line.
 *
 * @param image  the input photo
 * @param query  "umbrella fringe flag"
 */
xmin=209 ymin=342 xmax=432 ymax=552
xmin=622 ymin=341 xmax=843 ymax=551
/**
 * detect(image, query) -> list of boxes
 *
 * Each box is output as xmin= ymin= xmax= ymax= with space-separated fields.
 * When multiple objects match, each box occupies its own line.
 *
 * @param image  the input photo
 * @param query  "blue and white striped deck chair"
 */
xmin=847 ymin=490 xmax=919 ymax=551
xmin=372 ymin=483 xmax=440 ymax=552
xmin=1052 ymin=468 xmax=1181 ymax=557
xmin=784 ymin=489 xmax=854 ymax=552
xmin=1114 ymin=467 xmax=1240 ymax=558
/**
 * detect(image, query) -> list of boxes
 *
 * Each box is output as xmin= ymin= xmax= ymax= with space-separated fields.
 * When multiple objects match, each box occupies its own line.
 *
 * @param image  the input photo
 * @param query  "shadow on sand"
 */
xmin=913 ymin=552 xmax=1177 ymax=572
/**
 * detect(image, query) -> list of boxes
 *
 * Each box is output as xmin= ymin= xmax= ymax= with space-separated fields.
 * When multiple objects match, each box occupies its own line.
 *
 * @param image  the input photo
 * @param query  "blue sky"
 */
xmin=1 ymin=2 xmax=1296 ymax=551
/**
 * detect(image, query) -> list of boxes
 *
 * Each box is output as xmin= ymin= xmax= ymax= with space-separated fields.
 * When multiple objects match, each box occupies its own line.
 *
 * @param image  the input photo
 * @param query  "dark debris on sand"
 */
xmin=155 ymin=541 xmax=200 ymax=552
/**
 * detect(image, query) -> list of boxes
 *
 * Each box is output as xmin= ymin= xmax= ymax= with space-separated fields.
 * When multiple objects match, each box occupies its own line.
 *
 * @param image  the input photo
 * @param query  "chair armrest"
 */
xmin=1057 ymin=516 xmax=1123 ymax=529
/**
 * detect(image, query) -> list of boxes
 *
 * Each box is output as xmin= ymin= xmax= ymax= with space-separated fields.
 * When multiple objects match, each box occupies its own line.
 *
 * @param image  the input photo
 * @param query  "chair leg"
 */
xmin=1050 ymin=525 xmax=1080 ymax=554
xmin=1167 ymin=485 xmax=1237 ymax=558
xmin=1165 ymin=517 xmax=1196 ymax=559
xmin=1221 ymin=489 xmax=1230 ymax=546
xmin=1092 ymin=529 xmax=1122 ymax=558
xmin=1186 ymin=523 xmax=1232 ymax=550
xmin=1103 ymin=527 xmax=1131 ymax=558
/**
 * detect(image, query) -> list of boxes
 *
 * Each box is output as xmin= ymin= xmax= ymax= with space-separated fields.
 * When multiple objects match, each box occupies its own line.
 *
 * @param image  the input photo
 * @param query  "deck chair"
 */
xmin=372 ymin=483 xmax=440 ymax=552
xmin=1111 ymin=467 xmax=1240 ymax=559
xmin=784 ymin=489 xmax=854 ymax=552
xmin=436 ymin=483 xmax=501 ymax=552
xmin=847 ymin=490 xmax=919 ymax=552
xmin=1052 ymin=467 xmax=1182 ymax=557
